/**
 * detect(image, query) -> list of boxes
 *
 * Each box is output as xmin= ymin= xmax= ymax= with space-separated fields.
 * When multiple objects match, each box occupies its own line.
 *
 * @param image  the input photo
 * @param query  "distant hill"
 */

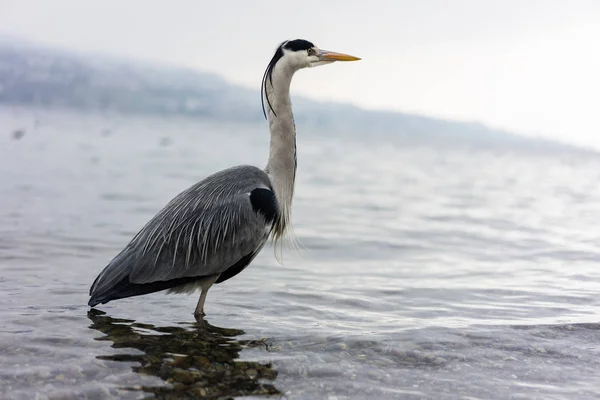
xmin=0 ymin=38 xmax=590 ymax=153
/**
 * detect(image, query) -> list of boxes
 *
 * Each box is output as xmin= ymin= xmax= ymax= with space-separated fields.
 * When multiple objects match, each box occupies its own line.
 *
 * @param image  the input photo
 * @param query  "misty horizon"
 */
xmin=1 ymin=36 xmax=594 ymax=156
xmin=2 ymin=0 xmax=599 ymax=150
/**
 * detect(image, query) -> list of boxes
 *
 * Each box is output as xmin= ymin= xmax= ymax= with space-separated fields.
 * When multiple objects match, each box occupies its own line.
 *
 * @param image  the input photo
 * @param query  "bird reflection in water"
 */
xmin=87 ymin=309 xmax=280 ymax=398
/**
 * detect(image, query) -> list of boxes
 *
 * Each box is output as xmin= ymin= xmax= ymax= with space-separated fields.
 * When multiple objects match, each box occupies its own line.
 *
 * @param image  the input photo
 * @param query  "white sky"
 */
xmin=1 ymin=0 xmax=599 ymax=148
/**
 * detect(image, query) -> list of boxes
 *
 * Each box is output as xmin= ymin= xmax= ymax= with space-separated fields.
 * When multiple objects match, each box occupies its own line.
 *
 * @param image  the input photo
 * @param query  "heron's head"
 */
xmin=262 ymin=39 xmax=360 ymax=117
xmin=273 ymin=39 xmax=361 ymax=70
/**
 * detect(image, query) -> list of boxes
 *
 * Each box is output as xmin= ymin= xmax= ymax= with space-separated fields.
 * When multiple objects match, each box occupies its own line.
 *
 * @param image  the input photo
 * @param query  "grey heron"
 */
xmin=88 ymin=39 xmax=360 ymax=318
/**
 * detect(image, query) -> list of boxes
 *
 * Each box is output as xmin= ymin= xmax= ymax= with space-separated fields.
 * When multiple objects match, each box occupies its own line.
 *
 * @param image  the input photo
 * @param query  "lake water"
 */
xmin=1 ymin=107 xmax=600 ymax=399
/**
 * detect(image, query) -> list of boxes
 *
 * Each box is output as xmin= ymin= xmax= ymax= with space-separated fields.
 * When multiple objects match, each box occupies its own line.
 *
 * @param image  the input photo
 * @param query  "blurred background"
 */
xmin=1 ymin=1 xmax=600 ymax=399
xmin=2 ymin=0 xmax=600 ymax=147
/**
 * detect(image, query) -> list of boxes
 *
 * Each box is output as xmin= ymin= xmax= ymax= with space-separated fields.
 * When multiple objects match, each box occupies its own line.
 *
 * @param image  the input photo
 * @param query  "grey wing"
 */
xmin=88 ymin=166 xmax=276 ymax=305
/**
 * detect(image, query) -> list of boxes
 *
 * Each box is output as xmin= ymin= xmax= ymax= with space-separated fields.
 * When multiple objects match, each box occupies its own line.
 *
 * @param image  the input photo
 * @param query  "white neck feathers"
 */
xmin=264 ymin=60 xmax=297 ymax=244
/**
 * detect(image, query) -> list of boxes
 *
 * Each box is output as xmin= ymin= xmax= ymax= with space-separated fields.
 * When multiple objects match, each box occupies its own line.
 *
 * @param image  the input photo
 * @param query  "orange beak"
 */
xmin=318 ymin=50 xmax=361 ymax=62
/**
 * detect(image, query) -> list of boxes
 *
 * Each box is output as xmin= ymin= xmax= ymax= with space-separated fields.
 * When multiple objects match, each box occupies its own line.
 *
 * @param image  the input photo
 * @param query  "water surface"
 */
xmin=1 ymin=107 xmax=600 ymax=399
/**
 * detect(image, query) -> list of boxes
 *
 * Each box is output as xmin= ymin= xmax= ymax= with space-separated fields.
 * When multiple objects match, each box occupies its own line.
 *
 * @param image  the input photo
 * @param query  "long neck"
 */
xmin=264 ymin=62 xmax=297 ymax=241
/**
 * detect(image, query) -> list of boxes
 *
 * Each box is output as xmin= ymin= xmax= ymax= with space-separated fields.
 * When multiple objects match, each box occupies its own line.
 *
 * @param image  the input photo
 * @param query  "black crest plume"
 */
xmin=261 ymin=39 xmax=315 ymax=119
xmin=261 ymin=42 xmax=285 ymax=119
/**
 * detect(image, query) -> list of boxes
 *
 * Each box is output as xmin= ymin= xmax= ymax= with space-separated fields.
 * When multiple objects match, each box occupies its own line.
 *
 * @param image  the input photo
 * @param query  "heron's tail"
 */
xmin=88 ymin=249 xmax=203 ymax=307
xmin=88 ymin=249 xmax=134 ymax=307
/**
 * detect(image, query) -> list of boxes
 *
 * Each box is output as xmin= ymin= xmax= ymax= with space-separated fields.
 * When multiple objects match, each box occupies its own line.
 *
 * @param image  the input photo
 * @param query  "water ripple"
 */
xmin=1 ymin=109 xmax=600 ymax=399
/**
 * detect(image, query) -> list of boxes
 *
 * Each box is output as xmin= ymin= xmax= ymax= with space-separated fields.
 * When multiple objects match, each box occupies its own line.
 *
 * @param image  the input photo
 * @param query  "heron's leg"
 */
xmin=194 ymin=289 xmax=209 ymax=317
xmin=194 ymin=275 xmax=218 ymax=319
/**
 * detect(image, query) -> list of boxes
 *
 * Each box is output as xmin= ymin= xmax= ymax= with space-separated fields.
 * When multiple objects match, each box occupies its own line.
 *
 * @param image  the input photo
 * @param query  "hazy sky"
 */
xmin=1 ymin=0 xmax=600 ymax=148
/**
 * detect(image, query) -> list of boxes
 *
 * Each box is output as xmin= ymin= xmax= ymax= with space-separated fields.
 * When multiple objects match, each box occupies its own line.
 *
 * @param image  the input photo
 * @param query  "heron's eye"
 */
xmin=307 ymin=48 xmax=314 ymax=56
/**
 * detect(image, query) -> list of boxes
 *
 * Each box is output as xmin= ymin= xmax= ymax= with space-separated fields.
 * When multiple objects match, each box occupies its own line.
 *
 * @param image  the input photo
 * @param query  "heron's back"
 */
xmin=88 ymin=165 xmax=276 ymax=306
